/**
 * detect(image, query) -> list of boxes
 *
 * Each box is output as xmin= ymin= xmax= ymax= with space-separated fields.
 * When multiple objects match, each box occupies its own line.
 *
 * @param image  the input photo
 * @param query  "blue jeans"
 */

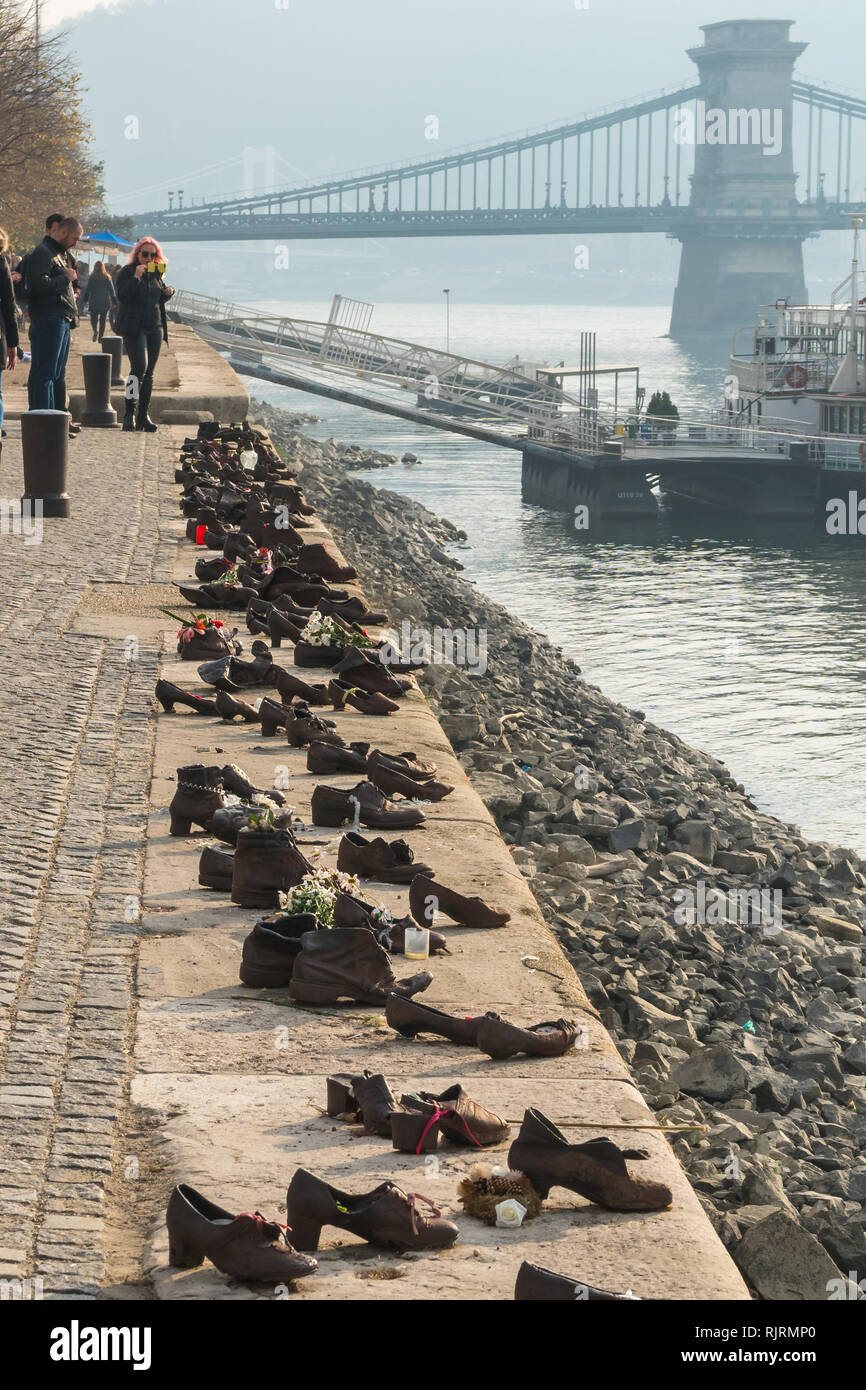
xmin=28 ymin=316 xmax=71 ymax=410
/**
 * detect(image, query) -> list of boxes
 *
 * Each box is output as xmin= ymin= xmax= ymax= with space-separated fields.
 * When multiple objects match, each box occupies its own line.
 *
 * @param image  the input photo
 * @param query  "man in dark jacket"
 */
xmin=26 ymin=216 xmax=82 ymax=410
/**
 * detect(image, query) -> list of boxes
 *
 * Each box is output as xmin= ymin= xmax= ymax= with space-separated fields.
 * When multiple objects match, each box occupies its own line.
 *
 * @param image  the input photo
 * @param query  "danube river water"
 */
xmin=250 ymin=300 xmax=866 ymax=855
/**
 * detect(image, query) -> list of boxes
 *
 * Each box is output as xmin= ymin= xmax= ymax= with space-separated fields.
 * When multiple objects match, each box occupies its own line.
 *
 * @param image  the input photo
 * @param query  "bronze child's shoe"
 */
xmin=286 ymin=1169 xmax=457 ymax=1252
xmin=508 ymin=1108 xmax=672 ymax=1212
xmin=166 ymin=1184 xmax=317 ymax=1282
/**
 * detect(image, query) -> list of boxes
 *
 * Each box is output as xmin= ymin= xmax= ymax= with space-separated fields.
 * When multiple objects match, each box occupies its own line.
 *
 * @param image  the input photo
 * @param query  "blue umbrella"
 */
xmin=80 ymin=231 xmax=135 ymax=247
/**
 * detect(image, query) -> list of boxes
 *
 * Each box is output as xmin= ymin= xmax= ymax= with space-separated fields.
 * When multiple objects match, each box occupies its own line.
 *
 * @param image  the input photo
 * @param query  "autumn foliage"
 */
xmin=0 ymin=2 xmax=118 ymax=251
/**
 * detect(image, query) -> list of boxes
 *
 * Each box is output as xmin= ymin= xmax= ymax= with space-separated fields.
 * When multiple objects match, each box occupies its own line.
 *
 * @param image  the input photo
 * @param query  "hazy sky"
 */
xmin=45 ymin=0 xmax=866 ymax=210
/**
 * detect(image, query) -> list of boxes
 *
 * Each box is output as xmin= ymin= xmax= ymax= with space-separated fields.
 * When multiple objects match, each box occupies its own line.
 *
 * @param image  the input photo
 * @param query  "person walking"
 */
xmin=83 ymin=261 xmax=116 ymax=342
xmin=116 ymin=237 xmax=174 ymax=432
xmin=0 ymin=228 xmax=20 ymax=447
xmin=24 ymin=215 xmax=82 ymax=411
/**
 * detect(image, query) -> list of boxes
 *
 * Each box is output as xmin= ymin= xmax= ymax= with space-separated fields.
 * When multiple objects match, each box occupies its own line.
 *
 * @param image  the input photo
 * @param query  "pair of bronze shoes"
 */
xmin=384 ymin=994 xmax=581 ymax=1059
xmin=326 ymin=1071 xmax=509 ymax=1152
xmin=166 ymin=1169 xmax=456 ymax=1283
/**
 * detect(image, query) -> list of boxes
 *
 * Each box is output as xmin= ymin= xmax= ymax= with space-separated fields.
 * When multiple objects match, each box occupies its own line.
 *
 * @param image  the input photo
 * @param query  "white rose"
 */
xmin=494 ymin=1199 xmax=526 ymax=1228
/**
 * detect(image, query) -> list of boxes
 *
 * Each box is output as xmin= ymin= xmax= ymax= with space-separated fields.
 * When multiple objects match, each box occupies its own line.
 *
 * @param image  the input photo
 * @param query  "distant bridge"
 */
xmin=131 ymin=21 xmax=866 ymax=330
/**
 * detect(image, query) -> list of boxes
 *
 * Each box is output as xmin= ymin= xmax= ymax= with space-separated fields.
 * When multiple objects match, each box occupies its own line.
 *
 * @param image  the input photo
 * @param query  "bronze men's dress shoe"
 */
xmin=306 ymin=741 xmax=369 ymax=775
xmin=166 ymin=1183 xmax=317 ymax=1282
xmin=336 ymin=831 xmax=432 ymax=883
xmin=366 ymin=748 xmax=437 ymax=781
xmin=311 ymin=781 xmax=426 ymax=830
xmin=328 ymin=680 xmax=400 ymax=715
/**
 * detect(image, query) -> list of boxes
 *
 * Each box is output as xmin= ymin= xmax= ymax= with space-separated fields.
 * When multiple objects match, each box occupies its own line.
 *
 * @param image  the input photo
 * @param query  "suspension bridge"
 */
xmin=126 ymin=20 xmax=866 ymax=331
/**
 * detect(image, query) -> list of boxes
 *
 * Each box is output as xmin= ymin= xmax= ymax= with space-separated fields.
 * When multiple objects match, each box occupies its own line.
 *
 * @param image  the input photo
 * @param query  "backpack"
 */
xmin=12 ymin=252 xmax=32 ymax=305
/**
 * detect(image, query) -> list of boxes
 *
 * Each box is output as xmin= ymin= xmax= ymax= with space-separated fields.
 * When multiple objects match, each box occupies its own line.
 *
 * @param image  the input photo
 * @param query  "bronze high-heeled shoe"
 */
xmin=508 ymin=1109 xmax=672 ymax=1212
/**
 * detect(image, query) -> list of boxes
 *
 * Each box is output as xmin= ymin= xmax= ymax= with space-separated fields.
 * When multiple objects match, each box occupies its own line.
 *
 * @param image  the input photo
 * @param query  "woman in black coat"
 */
xmin=82 ymin=261 xmax=116 ymax=342
xmin=116 ymin=236 xmax=174 ymax=432
xmin=0 ymin=229 xmax=20 ymax=443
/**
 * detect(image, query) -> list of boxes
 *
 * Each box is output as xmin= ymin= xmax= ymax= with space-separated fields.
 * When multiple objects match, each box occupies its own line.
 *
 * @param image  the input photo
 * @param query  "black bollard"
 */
xmin=80 ymin=353 xmax=117 ymax=426
xmin=100 ymin=335 xmax=124 ymax=386
xmin=21 ymin=409 xmax=70 ymax=518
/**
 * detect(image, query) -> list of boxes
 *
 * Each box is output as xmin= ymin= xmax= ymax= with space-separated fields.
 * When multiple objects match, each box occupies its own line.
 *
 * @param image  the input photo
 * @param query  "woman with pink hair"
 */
xmin=115 ymin=236 xmax=174 ymax=431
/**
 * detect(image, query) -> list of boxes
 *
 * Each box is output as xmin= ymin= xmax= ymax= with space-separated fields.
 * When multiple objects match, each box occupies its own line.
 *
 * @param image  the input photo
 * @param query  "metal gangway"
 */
xmin=169 ymin=289 xmax=864 ymax=470
xmin=168 ymin=290 xmax=611 ymax=450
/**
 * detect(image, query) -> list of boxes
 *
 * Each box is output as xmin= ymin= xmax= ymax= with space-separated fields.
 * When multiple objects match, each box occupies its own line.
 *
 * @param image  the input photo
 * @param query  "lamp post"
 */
xmin=443 ymin=288 xmax=451 ymax=353
xmin=177 ymin=190 xmax=184 ymax=209
xmin=168 ymin=191 xmax=175 ymax=210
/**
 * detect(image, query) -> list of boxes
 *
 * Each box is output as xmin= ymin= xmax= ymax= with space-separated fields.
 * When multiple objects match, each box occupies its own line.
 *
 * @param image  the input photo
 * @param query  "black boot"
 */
xmin=136 ymin=381 xmax=157 ymax=432
xmin=122 ymin=399 xmax=136 ymax=432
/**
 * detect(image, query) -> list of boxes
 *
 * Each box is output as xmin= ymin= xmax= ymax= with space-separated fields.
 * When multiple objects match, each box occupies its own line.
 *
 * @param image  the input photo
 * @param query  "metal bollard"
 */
xmin=100 ymin=335 xmax=124 ymax=386
xmin=21 ymin=409 xmax=70 ymax=518
xmin=80 ymin=352 xmax=117 ymax=427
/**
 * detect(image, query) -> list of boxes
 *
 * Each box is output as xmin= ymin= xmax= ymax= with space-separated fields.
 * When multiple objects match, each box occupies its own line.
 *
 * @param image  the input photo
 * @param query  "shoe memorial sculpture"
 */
xmin=152 ymin=421 xmax=667 ymax=1297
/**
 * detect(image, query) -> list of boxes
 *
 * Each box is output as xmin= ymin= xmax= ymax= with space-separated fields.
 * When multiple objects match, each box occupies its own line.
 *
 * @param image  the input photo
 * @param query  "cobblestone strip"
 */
xmin=0 ymin=425 xmax=175 ymax=1296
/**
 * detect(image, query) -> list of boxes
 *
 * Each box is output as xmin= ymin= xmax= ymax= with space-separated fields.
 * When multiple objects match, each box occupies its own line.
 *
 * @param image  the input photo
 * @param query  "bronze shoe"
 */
xmin=166 ymin=1183 xmax=317 ymax=1281
xmin=397 ymin=1085 xmax=509 ymax=1150
xmin=239 ymin=913 xmax=320 ymax=987
xmin=231 ymin=826 xmax=313 ymax=909
xmin=385 ymin=993 xmax=481 ymax=1046
xmin=169 ymin=764 xmax=226 ymax=836
xmin=508 ymin=1109 xmax=672 ymax=1212
xmin=514 ymin=1261 xmax=642 ymax=1301
xmin=289 ymin=927 xmax=431 ymax=1006
xmin=367 ymin=761 xmax=453 ymax=802
xmin=286 ymin=1170 xmax=457 ymax=1253
xmin=336 ymin=831 xmax=432 ymax=883
xmin=475 ymin=1014 xmax=580 ymax=1060
xmin=409 ymin=874 xmax=510 ymax=929
xmin=311 ymin=782 xmax=425 ymax=830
